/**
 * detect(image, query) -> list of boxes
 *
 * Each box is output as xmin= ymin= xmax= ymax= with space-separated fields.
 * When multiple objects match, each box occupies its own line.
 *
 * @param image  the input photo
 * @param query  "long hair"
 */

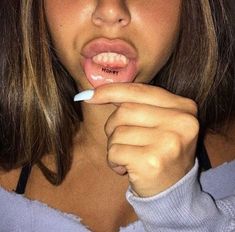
xmin=0 ymin=0 xmax=80 ymax=184
xmin=153 ymin=0 xmax=234 ymax=132
xmin=0 ymin=0 xmax=233 ymax=184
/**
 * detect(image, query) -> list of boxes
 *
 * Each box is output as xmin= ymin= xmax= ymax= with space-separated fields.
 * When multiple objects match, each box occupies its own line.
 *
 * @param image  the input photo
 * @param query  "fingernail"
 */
xmin=74 ymin=90 xmax=94 ymax=102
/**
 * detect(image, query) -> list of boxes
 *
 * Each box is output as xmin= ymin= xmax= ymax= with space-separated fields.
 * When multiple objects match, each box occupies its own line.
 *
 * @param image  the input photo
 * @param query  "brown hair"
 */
xmin=0 ymin=0 xmax=80 ymax=184
xmin=154 ymin=0 xmax=234 ymax=131
xmin=0 ymin=0 xmax=234 ymax=184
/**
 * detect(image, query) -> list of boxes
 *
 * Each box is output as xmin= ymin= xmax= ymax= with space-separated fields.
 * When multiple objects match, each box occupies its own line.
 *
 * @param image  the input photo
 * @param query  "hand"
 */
xmin=87 ymin=83 xmax=199 ymax=197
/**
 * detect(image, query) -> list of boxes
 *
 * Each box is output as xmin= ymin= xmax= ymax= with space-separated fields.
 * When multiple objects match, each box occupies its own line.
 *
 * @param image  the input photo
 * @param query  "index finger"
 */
xmin=74 ymin=83 xmax=197 ymax=115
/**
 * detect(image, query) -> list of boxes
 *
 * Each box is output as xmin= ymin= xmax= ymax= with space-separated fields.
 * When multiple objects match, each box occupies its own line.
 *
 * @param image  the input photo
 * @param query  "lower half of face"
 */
xmin=44 ymin=0 xmax=182 ymax=90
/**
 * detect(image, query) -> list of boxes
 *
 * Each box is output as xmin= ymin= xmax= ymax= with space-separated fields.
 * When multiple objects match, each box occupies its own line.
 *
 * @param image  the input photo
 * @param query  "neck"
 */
xmin=73 ymin=102 xmax=116 ymax=165
xmin=204 ymin=119 xmax=235 ymax=167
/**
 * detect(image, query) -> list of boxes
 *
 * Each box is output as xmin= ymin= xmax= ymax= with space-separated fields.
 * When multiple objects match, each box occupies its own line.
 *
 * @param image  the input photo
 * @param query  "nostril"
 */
xmin=91 ymin=3 xmax=131 ymax=27
xmin=118 ymin=18 xmax=126 ymax=24
xmin=118 ymin=18 xmax=130 ymax=27
xmin=92 ymin=15 xmax=103 ymax=26
xmin=92 ymin=15 xmax=129 ymax=27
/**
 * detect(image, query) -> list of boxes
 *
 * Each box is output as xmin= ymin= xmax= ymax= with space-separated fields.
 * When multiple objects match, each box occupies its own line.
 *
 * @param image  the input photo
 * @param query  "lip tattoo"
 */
xmin=81 ymin=38 xmax=138 ymax=88
xmin=101 ymin=67 xmax=119 ymax=75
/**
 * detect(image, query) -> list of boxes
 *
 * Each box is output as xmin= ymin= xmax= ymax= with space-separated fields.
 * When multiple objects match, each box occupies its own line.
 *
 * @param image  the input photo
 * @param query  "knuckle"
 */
xmin=114 ymin=125 xmax=128 ymax=136
xmin=109 ymin=125 xmax=127 ymax=143
xmin=120 ymin=102 xmax=133 ymax=110
xmin=127 ymin=83 xmax=155 ymax=99
xmin=188 ymin=115 xmax=200 ymax=136
xmin=145 ymin=153 xmax=159 ymax=170
xmin=176 ymin=113 xmax=200 ymax=137
xmin=116 ymin=103 xmax=130 ymax=118
xmin=161 ymin=131 xmax=182 ymax=156
xmin=139 ymin=146 xmax=160 ymax=171
xmin=108 ymin=144 xmax=119 ymax=159
xmin=142 ymin=146 xmax=168 ymax=178
xmin=185 ymin=98 xmax=198 ymax=116
xmin=127 ymin=82 xmax=145 ymax=92
xmin=144 ymin=145 xmax=164 ymax=167
xmin=104 ymin=120 xmax=112 ymax=136
xmin=175 ymin=112 xmax=189 ymax=123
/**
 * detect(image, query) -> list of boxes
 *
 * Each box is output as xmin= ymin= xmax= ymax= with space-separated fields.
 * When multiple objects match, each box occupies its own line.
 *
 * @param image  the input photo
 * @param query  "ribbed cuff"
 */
xmin=126 ymin=160 xmax=227 ymax=231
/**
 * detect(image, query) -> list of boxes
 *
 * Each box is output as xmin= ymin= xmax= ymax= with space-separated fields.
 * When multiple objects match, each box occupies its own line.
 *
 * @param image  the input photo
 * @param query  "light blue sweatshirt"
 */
xmin=0 ymin=159 xmax=234 ymax=232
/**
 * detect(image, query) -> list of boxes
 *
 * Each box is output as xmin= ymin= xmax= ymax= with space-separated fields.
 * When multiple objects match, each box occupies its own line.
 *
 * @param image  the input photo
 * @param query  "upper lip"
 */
xmin=81 ymin=38 xmax=138 ymax=60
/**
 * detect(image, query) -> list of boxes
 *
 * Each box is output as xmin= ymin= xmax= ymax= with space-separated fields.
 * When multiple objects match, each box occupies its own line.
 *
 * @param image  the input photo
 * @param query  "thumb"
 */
xmin=108 ymin=161 xmax=127 ymax=175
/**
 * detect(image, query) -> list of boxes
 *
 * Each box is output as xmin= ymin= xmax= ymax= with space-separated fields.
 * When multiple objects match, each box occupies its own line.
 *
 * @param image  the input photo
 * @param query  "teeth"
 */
xmin=92 ymin=52 xmax=128 ymax=65
xmin=102 ymin=55 xmax=108 ymax=63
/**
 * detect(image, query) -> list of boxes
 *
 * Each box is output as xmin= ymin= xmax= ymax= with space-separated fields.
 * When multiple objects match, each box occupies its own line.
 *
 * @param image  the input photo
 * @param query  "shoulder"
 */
xmin=0 ymin=168 xmax=21 ymax=192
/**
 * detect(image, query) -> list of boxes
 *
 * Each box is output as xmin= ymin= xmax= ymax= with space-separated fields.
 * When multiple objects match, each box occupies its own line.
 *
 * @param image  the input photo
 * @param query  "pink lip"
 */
xmin=81 ymin=38 xmax=138 ymax=59
xmin=80 ymin=38 xmax=138 ymax=88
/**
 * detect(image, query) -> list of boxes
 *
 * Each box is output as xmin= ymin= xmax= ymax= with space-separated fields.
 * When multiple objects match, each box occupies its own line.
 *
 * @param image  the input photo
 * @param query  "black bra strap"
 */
xmin=15 ymin=165 xmax=32 ymax=194
xmin=197 ymin=140 xmax=212 ymax=171
xmin=14 ymin=142 xmax=211 ymax=194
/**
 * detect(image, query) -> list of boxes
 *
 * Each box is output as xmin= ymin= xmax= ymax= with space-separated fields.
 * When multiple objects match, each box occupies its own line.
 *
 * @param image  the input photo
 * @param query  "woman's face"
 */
xmin=44 ymin=0 xmax=182 ymax=90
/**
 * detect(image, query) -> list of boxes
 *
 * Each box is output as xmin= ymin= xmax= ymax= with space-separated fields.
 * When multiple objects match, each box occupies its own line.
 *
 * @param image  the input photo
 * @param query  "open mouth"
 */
xmin=81 ymin=38 xmax=138 ymax=88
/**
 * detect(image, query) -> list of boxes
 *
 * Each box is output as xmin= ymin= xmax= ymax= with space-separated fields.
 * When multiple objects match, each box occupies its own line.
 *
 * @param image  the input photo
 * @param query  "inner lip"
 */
xmin=91 ymin=61 xmax=125 ymax=72
xmin=80 ymin=38 xmax=139 ymax=87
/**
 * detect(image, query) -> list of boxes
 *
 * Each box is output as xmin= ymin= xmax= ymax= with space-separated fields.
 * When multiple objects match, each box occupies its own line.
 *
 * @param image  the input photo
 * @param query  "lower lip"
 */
xmin=82 ymin=58 xmax=138 ymax=88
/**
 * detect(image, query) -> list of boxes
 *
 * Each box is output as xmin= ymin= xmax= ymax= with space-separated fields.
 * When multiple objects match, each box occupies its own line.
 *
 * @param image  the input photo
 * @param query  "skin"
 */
xmin=43 ymin=0 xmax=198 ymax=198
xmin=0 ymin=2 xmax=233 ymax=232
xmin=86 ymin=83 xmax=198 ymax=197
xmin=36 ymin=1 xmax=197 ymax=230
xmin=44 ymin=0 xmax=181 ymax=90
xmin=30 ymin=1 xmax=194 ymax=230
xmin=1 ymin=0 xmax=234 ymax=231
xmin=4 ymin=0 xmax=235 ymax=231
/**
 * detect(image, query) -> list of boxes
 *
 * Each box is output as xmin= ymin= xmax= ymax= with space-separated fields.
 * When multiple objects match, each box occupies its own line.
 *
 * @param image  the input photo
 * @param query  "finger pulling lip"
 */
xmin=80 ymin=38 xmax=139 ymax=88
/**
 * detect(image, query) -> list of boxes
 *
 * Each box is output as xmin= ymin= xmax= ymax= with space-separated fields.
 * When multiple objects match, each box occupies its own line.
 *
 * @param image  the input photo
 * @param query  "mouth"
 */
xmin=81 ymin=38 xmax=138 ymax=88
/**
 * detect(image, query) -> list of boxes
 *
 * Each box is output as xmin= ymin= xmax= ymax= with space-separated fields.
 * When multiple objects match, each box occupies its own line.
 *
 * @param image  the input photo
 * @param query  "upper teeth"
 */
xmin=92 ymin=52 xmax=128 ymax=65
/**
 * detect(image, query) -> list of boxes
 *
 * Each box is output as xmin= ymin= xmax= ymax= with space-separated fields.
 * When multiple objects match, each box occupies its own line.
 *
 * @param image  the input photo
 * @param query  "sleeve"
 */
xmin=126 ymin=160 xmax=235 ymax=232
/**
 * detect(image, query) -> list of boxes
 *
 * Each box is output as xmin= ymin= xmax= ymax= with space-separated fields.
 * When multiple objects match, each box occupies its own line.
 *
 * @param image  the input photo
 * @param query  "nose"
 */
xmin=92 ymin=0 xmax=131 ymax=27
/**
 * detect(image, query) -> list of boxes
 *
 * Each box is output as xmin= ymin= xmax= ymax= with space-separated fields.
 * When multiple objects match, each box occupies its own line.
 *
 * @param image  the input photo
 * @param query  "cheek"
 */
xmin=43 ymin=0 xmax=181 ymax=85
xmin=44 ymin=0 xmax=93 ymax=79
xmin=134 ymin=1 xmax=181 ymax=77
xmin=135 ymin=0 xmax=181 ymax=44
xmin=44 ymin=1 xmax=91 ymax=52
